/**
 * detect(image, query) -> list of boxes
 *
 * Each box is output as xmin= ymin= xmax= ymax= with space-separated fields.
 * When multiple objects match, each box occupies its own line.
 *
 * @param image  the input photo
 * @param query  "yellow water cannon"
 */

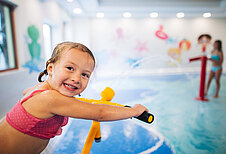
xmin=77 ymin=87 xmax=154 ymax=153
xmin=77 ymin=87 xmax=154 ymax=124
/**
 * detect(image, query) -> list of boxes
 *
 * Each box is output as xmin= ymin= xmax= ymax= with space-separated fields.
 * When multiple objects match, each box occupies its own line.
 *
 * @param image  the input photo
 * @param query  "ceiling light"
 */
xmin=150 ymin=12 xmax=158 ymax=18
xmin=67 ymin=0 xmax=73 ymax=2
xmin=177 ymin=12 xmax=184 ymax=18
xmin=96 ymin=12 xmax=104 ymax=18
xmin=203 ymin=12 xmax=211 ymax=18
xmin=123 ymin=12 xmax=132 ymax=18
xmin=73 ymin=8 xmax=82 ymax=14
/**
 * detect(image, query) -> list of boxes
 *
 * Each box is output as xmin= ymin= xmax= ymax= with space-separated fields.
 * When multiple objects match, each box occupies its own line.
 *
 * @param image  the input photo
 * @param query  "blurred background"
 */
xmin=0 ymin=0 xmax=226 ymax=153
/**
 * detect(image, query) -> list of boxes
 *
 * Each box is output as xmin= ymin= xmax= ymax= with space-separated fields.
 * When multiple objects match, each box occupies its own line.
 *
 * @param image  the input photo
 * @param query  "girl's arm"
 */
xmin=39 ymin=90 xmax=148 ymax=122
xmin=219 ymin=51 xmax=224 ymax=65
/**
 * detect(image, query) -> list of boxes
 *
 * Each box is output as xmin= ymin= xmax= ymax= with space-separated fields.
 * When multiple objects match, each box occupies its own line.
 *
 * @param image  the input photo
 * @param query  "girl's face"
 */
xmin=213 ymin=42 xmax=218 ymax=49
xmin=47 ymin=48 xmax=95 ymax=97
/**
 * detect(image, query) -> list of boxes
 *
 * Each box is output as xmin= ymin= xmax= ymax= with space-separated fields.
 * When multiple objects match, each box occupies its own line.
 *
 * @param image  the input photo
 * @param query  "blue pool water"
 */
xmin=53 ymin=73 xmax=226 ymax=154
xmin=54 ymin=119 xmax=172 ymax=154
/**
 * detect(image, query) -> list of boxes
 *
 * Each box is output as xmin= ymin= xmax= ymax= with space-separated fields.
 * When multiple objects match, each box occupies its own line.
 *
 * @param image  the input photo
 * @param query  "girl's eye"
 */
xmin=82 ymin=73 xmax=89 ymax=78
xmin=66 ymin=67 xmax=74 ymax=71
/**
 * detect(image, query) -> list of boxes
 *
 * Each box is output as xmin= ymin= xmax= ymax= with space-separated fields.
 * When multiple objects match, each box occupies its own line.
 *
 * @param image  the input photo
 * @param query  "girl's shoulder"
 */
xmin=216 ymin=50 xmax=223 ymax=55
xmin=211 ymin=50 xmax=216 ymax=55
xmin=21 ymin=89 xmax=65 ymax=119
xmin=22 ymin=82 xmax=63 ymax=105
xmin=25 ymin=89 xmax=61 ymax=101
xmin=22 ymin=82 xmax=73 ymax=108
xmin=28 ymin=89 xmax=71 ymax=107
xmin=23 ymin=82 xmax=44 ymax=96
xmin=34 ymin=89 xmax=63 ymax=101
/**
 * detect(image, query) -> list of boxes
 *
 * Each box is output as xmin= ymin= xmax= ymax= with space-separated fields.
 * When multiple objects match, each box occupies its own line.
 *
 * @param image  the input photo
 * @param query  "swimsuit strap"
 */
xmin=20 ymin=89 xmax=48 ymax=103
xmin=6 ymin=89 xmax=68 ymax=139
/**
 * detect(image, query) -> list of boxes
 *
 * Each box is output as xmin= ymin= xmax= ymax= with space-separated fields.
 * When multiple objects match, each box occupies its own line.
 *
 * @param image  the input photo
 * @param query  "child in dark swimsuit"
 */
xmin=205 ymin=40 xmax=224 ymax=98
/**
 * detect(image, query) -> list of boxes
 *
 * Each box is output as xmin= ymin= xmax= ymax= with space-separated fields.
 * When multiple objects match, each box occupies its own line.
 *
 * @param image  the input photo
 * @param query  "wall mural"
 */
xmin=23 ymin=25 xmax=44 ymax=73
xmin=155 ymin=25 xmax=168 ymax=40
xmin=154 ymin=25 xmax=192 ymax=65
xmin=134 ymin=40 xmax=149 ymax=55
xmin=92 ymin=21 xmax=211 ymax=73
xmin=179 ymin=39 xmax=191 ymax=51
xmin=116 ymin=27 xmax=125 ymax=39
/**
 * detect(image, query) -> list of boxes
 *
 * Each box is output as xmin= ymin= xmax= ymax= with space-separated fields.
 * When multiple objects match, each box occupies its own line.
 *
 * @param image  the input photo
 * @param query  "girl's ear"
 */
xmin=47 ymin=63 xmax=54 ymax=77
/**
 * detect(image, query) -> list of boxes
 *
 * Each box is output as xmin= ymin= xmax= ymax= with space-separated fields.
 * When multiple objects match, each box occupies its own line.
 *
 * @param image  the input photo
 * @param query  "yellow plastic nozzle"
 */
xmin=100 ymin=87 xmax=115 ymax=101
xmin=148 ymin=115 xmax=154 ymax=123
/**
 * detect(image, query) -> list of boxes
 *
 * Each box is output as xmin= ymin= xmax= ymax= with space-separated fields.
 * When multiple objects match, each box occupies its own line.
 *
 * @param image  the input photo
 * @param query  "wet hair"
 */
xmin=214 ymin=40 xmax=222 ymax=51
xmin=38 ymin=42 xmax=95 ymax=82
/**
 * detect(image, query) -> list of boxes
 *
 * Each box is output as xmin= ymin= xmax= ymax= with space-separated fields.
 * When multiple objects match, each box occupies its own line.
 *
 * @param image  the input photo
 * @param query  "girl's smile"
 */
xmin=63 ymin=83 xmax=78 ymax=91
xmin=47 ymin=48 xmax=95 ymax=97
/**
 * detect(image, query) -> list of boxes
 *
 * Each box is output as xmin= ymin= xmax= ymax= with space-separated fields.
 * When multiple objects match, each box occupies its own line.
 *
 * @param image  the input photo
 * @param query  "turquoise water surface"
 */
xmin=90 ymin=73 xmax=226 ymax=153
xmin=54 ymin=73 xmax=226 ymax=154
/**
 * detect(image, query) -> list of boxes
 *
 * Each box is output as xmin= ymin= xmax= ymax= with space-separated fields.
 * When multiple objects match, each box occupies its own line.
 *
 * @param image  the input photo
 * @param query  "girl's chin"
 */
xmin=58 ymin=86 xmax=82 ymax=97
xmin=59 ymin=90 xmax=77 ymax=97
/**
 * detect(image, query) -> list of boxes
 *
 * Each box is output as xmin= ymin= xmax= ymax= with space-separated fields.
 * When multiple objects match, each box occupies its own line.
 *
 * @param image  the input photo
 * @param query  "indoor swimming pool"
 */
xmin=51 ymin=73 xmax=226 ymax=154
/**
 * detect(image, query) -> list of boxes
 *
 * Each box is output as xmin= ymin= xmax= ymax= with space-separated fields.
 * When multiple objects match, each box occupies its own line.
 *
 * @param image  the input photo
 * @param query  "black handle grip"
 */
xmin=125 ymin=105 xmax=154 ymax=124
xmin=135 ymin=111 xmax=154 ymax=124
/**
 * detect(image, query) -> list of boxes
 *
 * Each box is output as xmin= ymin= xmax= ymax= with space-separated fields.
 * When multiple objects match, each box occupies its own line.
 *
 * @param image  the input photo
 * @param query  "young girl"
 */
xmin=205 ymin=40 xmax=224 ymax=98
xmin=0 ymin=42 xmax=148 ymax=153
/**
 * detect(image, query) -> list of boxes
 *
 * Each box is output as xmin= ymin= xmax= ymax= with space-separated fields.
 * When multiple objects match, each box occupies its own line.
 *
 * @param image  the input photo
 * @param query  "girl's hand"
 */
xmin=132 ymin=104 xmax=149 ymax=117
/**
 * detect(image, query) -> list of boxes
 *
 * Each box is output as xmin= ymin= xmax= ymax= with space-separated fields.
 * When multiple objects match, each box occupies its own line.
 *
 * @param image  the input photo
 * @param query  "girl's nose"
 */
xmin=71 ymin=73 xmax=81 ymax=84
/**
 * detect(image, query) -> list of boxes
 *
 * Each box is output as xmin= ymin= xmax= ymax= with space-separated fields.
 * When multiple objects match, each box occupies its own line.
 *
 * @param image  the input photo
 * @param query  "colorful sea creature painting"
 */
xmin=179 ymin=39 xmax=191 ymax=51
xmin=134 ymin=40 xmax=149 ymax=54
xmin=155 ymin=25 xmax=168 ymax=40
xmin=127 ymin=58 xmax=141 ymax=68
xmin=167 ymin=48 xmax=181 ymax=65
xmin=23 ymin=25 xmax=44 ymax=73
xmin=116 ymin=27 xmax=125 ymax=39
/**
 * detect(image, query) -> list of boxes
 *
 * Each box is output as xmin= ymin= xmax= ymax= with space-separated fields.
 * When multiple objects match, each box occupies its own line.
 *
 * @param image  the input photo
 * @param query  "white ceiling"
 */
xmin=44 ymin=0 xmax=226 ymax=18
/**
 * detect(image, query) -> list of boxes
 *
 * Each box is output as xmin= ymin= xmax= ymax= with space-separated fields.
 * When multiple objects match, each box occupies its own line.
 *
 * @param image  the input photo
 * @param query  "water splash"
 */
xmin=168 ymin=56 xmax=199 ymax=96
xmin=108 ymin=55 xmax=168 ymax=89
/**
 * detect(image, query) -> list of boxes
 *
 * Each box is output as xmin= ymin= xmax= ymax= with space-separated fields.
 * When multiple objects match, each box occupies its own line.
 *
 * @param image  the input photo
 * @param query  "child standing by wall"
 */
xmin=0 ymin=42 xmax=148 ymax=153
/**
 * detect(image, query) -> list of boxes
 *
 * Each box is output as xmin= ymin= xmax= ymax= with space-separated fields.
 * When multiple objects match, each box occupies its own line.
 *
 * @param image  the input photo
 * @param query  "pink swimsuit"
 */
xmin=6 ymin=90 xmax=68 ymax=140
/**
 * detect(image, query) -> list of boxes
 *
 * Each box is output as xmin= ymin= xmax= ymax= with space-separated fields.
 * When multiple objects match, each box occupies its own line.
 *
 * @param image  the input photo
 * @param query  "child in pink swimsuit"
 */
xmin=0 ymin=42 xmax=149 ymax=153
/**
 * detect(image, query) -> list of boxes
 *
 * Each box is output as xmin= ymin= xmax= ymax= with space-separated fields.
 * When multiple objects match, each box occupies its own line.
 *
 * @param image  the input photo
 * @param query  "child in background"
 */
xmin=205 ymin=40 xmax=224 ymax=98
xmin=0 ymin=42 xmax=148 ymax=153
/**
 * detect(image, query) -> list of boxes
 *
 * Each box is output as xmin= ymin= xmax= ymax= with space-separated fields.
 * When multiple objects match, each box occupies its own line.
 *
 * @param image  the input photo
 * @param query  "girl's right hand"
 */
xmin=132 ymin=104 xmax=149 ymax=117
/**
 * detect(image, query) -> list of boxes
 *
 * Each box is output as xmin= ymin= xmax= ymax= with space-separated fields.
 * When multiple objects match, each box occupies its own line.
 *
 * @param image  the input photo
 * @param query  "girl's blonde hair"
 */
xmin=38 ymin=42 xmax=95 ymax=82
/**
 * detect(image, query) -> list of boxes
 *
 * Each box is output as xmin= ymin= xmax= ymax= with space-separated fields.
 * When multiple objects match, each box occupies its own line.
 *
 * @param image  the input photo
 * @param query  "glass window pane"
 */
xmin=43 ymin=23 xmax=52 ymax=62
xmin=0 ymin=3 xmax=16 ymax=71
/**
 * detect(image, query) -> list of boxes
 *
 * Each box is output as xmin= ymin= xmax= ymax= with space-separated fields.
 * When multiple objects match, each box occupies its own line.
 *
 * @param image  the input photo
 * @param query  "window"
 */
xmin=0 ymin=1 xmax=17 ymax=72
xmin=43 ymin=23 xmax=52 ymax=62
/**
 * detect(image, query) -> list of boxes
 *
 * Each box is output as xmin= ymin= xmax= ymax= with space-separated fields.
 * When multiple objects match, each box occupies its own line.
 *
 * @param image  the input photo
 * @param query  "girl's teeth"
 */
xmin=65 ymin=84 xmax=76 ymax=89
